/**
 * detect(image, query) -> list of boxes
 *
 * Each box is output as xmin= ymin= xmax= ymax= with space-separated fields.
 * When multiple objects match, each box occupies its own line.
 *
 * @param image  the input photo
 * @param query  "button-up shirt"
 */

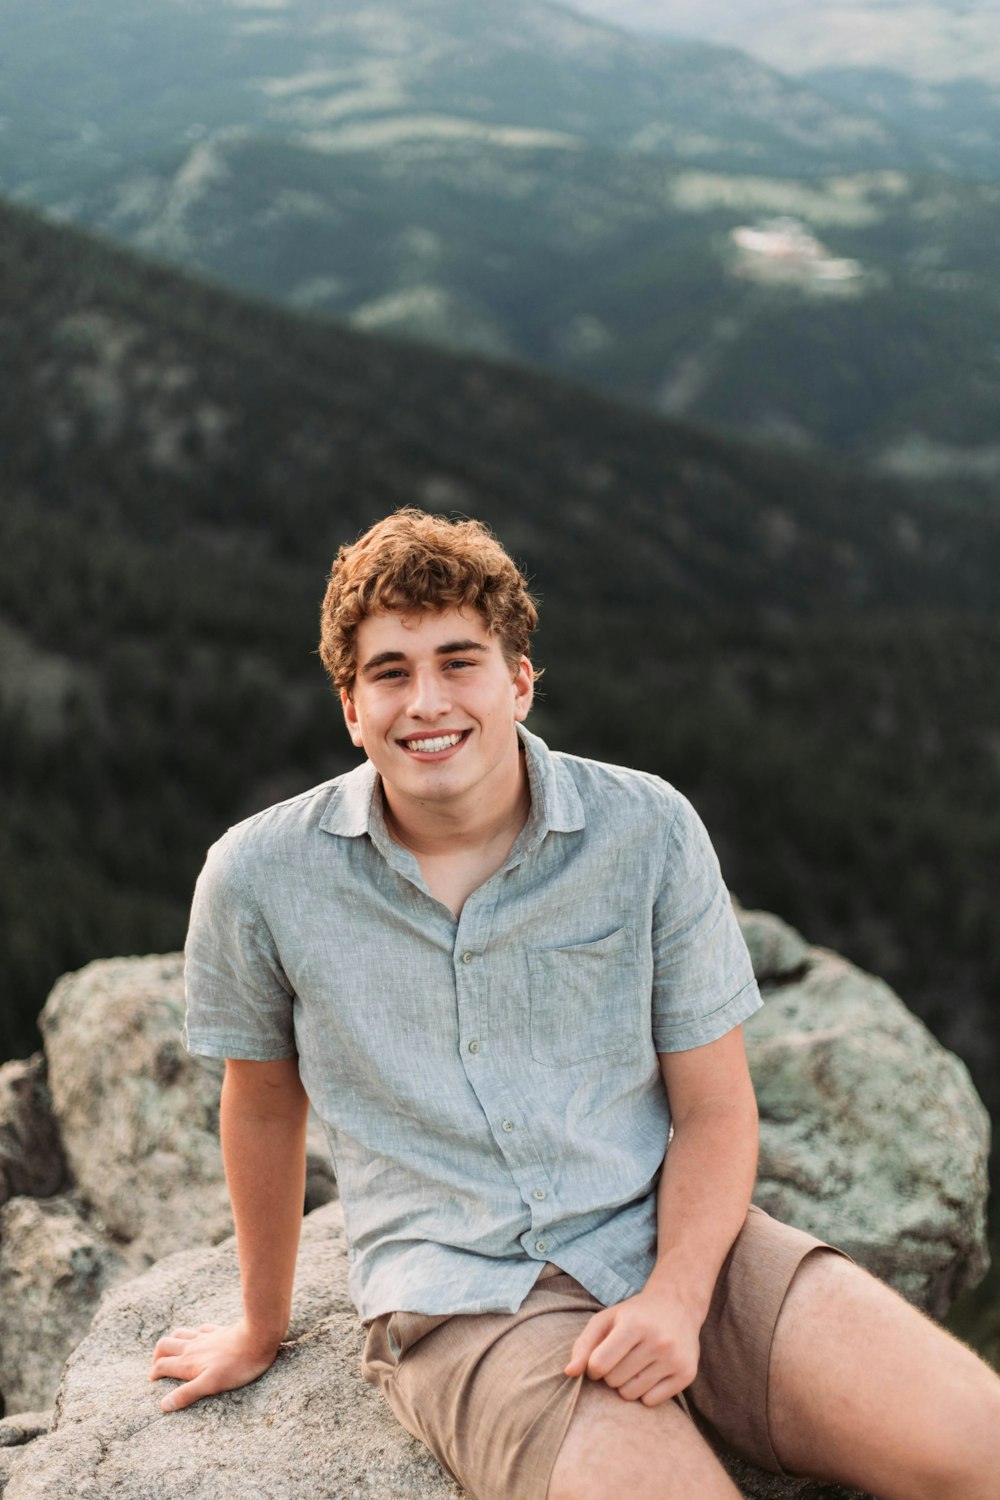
xmin=183 ymin=725 xmax=761 ymax=1321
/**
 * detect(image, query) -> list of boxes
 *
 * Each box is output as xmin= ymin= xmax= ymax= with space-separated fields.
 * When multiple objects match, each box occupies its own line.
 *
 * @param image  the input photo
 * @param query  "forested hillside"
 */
xmin=2 ymin=199 xmax=998 ymax=1178
xmin=59 ymin=135 xmax=1000 ymax=471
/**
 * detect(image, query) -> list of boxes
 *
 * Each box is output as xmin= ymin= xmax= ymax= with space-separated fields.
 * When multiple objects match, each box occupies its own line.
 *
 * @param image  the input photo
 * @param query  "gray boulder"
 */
xmin=0 ymin=1055 xmax=66 ymax=1208
xmin=737 ymin=907 xmax=811 ymax=985
xmin=39 ymin=954 xmax=234 ymax=1270
xmin=740 ymin=910 xmax=991 ymax=1317
xmin=2 ymin=1202 xmax=464 ymax=1500
xmin=0 ymin=1196 xmax=124 ymax=1413
xmin=38 ymin=954 xmax=337 ymax=1258
xmin=0 ymin=956 xmax=336 ymax=1421
xmin=0 ymin=1415 xmax=51 ymax=1449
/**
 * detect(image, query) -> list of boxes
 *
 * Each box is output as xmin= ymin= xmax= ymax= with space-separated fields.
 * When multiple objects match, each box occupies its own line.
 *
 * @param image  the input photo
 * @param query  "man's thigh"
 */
xmin=769 ymin=1250 xmax=1000 ymax=1500
xmin=550 ymin=1379 xmax=741 ymax=1500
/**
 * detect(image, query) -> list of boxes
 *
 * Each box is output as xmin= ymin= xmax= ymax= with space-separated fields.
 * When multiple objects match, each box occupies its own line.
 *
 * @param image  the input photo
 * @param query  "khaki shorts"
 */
xmin=362 ymin=1206 xmax=846 ymax=1500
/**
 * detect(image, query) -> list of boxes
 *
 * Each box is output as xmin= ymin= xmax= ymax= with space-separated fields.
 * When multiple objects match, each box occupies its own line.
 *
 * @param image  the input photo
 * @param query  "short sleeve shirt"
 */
xmin=184 ymin=725 xmax=762 ymax=1321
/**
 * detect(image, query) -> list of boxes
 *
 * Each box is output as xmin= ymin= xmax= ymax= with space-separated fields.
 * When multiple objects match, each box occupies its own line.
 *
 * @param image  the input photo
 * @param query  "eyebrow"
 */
xmin=435 ymin=639 xmax=488 ymax=656
xmin=360 ymin=640 xmax=488 ymax=675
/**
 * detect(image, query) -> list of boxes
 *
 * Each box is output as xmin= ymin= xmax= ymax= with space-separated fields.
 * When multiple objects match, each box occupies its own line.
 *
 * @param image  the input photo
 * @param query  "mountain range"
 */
xmin=569 ymin=0 xmax=1000 ymax=180
xmin=0 ymin=0 xmax=932 ymax=199
xmin=570 ymin=1 xmax=1000 ymax=78
xmin=3 ymin=0 xmax=1000 ymax=475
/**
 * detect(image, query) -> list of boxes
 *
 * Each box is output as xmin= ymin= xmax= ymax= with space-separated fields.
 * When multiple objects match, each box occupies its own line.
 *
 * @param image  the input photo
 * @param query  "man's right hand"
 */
xmin=149 ymin=1318 xmax=281 ymax=1412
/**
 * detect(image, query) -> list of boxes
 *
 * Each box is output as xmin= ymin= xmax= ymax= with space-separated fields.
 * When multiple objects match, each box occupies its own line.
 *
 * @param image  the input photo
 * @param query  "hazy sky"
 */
xmin=563 ymin=0 xmax=1000 ymax=82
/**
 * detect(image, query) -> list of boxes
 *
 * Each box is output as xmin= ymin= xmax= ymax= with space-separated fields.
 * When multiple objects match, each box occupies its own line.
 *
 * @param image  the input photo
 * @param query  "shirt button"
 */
xmin=468 ymin=1040 xmax=480 ymax=1055
xmin=532 ymin=1188 xmax=546 ymax=1201
xmin=501 ymin=1120 xmax=514 ymax=1133
xmin=535 ymin=1240 xmax=547 ymax=1253
xmin=462 ymin=951 xmax=473 ymax=964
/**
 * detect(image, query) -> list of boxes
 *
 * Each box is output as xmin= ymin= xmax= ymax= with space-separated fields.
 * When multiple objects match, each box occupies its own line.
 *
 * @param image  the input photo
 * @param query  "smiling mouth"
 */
xmin=399 ymin=730 xmax=470 ymax=754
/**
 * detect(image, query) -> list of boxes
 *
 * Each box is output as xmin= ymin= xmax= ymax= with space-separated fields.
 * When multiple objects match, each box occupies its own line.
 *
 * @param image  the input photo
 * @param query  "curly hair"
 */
xmin=319 ymin=509 xmax=540 ymax=692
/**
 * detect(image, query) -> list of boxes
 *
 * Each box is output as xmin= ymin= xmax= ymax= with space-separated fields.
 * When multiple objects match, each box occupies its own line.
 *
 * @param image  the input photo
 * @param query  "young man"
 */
xmin=151 ymin=509 xmax=1000 ymax=1500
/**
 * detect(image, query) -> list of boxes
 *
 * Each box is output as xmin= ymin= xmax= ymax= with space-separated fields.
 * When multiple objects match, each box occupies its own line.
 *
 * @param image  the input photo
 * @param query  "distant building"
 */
xmin=729 ymin=216 xmax=863 ymax=291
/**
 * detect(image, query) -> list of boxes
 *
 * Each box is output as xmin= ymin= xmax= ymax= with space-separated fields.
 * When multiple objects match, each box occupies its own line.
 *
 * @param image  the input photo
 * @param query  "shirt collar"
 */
xmin=317 ymin=723 xmax=585 ymax=841
xmin=318 ymin=757 xmax=380 ymax=838
xmin=517 ymin=722 xmax=585 ymax=837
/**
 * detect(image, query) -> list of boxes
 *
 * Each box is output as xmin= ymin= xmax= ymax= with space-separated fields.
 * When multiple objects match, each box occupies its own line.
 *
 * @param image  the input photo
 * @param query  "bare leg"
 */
xmin=769 ymin=1251 xmax=1000 ymax=1500
xmin=548 ymin=1378 xmax=742 ymax=1500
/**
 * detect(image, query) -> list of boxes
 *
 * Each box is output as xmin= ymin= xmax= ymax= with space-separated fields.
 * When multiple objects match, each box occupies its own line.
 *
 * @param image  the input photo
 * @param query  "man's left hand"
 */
xmin=563 ymin=1286 xmax=702 ymax=1407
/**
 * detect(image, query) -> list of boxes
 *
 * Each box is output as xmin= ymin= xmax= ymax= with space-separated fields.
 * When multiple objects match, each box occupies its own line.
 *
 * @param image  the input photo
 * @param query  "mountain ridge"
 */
xmin=5 ymin=0 xmax=998 ymax=469
xmin=0 ymin=0 xmax=926 ymax=204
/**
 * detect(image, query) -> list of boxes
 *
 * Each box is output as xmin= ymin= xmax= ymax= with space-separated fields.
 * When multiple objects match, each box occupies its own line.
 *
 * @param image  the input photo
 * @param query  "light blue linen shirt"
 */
xmin=184 ymin=725 xmax=762 ymax=1321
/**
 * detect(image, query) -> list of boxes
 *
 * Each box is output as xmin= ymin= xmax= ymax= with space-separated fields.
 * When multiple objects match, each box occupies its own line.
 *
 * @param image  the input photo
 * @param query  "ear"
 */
xmin=340 ymin=688 xmax=365 ymax=747
xmin=512 ymin=657 xmax=534 ymax=723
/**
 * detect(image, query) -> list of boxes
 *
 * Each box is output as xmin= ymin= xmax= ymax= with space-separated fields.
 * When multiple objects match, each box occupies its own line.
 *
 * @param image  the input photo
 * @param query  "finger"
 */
xmin=161 ymin=1370 xmax=216 ymax=1413
xmin=640 ymin=1376 xmax=685 ymax=1408
xmin=615 ymin=1359 xmax=676 ymax=1402
xmin=152 ymin=1329 xmax=198 ymax=1359
xmin=600 ymin=1346 xmax=658 ymax=1392
xmin=564 ymin=1309 xmax=614 ymax=1376
xmin=149 ymin=1354 xmax=196 ymax=1382
xmin=197 ymin=1324 xmax=219 ymax=1334
xmin=151 ymin=1337 xmax=187 ymax=1359
xmin=582 ymin=1322 xmax=643 ymax=1381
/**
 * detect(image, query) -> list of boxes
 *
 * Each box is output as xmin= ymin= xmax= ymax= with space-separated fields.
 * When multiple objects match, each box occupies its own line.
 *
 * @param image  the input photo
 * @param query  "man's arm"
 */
xmin=149 ymin=1056 xmax=309 ymax=1411
xmin=564 ymin=1025 xmax=758 ymax=1405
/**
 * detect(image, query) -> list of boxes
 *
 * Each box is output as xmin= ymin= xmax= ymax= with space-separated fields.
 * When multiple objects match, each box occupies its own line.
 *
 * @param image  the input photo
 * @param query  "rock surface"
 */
xmin=0 ymin=1054 xmax=66 ymax=1208
xmin=0 ymin=956 xmax=337 ymax=1419
xmin=0 ymin=1416 xmax=51 ymax=1449
xmin=0 ymin=1197 xmax=124 ymax=1413
xmin=37 ymin=954 xmax=337 ymax=1257
xmin=2 ymin=1203 xmax=465 ymax=1500
xmin=1 ymin=1201 xmax=861 ymax=1500
xmin=39 ymin=954 xmax=233 ymax=1270
xmin=741 ymin=910 xmax=991 ymax=1317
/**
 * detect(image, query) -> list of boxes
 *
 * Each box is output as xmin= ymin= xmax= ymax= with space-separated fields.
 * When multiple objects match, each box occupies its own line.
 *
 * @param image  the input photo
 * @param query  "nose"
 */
xmin=405 ymin=666 xmax=452 ymax=719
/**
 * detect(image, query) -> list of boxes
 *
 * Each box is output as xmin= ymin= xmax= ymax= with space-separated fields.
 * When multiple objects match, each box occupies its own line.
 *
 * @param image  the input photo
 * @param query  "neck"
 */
xmin=382 ymin=747 xmax=531 ymax=860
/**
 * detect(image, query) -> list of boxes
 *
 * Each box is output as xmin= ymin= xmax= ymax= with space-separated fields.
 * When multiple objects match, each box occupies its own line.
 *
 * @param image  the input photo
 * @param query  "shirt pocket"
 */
xmin=527 ymin=926 xmax=643 ymax=1067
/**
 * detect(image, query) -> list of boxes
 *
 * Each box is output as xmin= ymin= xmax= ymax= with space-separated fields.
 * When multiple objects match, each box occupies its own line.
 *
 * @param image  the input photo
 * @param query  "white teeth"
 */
xmin=403 ymin=732 xmax=463 ymax=753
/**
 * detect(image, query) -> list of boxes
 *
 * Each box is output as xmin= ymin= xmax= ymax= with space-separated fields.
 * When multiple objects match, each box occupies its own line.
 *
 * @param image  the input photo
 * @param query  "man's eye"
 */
xmin=376 ymin=669 xmax=406 ymax=681
xmin=445 ymin=659 xmax=475 ymax=670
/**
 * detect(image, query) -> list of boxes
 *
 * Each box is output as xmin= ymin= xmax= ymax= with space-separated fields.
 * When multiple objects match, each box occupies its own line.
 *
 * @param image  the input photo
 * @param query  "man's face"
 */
xmin=341 ymin=607 xmax=533 ymax=817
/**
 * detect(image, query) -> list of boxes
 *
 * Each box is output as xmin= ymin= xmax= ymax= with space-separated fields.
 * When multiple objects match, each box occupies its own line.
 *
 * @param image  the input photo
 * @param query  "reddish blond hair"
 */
xmin=319 ymin=509 xmax=539 ymax=692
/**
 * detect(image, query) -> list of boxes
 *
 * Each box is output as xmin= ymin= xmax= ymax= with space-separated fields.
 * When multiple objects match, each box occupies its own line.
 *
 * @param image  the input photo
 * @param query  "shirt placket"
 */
xmin=454 ymin=879 xmax=558 ymax=1260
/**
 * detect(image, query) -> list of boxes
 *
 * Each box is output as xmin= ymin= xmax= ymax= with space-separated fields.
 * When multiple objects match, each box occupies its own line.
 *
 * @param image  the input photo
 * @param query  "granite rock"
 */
xmin=0 ymin=1414 xmax=51 ymax=1448
xmin=739 ymin=910 xmax=991 ymax=1317
xmin=39 ymin=954 xmax=233 ymax=1270
xmin=2 ymin=1202 xmax=465 ymax=1500
xmin=0 ymin=1054 xmax=66 ymax=1208
xmin=0 ymin=1196 xmax=124 ymax=1413
xmin=1 ymin=956 xmax=336 ymax=1423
